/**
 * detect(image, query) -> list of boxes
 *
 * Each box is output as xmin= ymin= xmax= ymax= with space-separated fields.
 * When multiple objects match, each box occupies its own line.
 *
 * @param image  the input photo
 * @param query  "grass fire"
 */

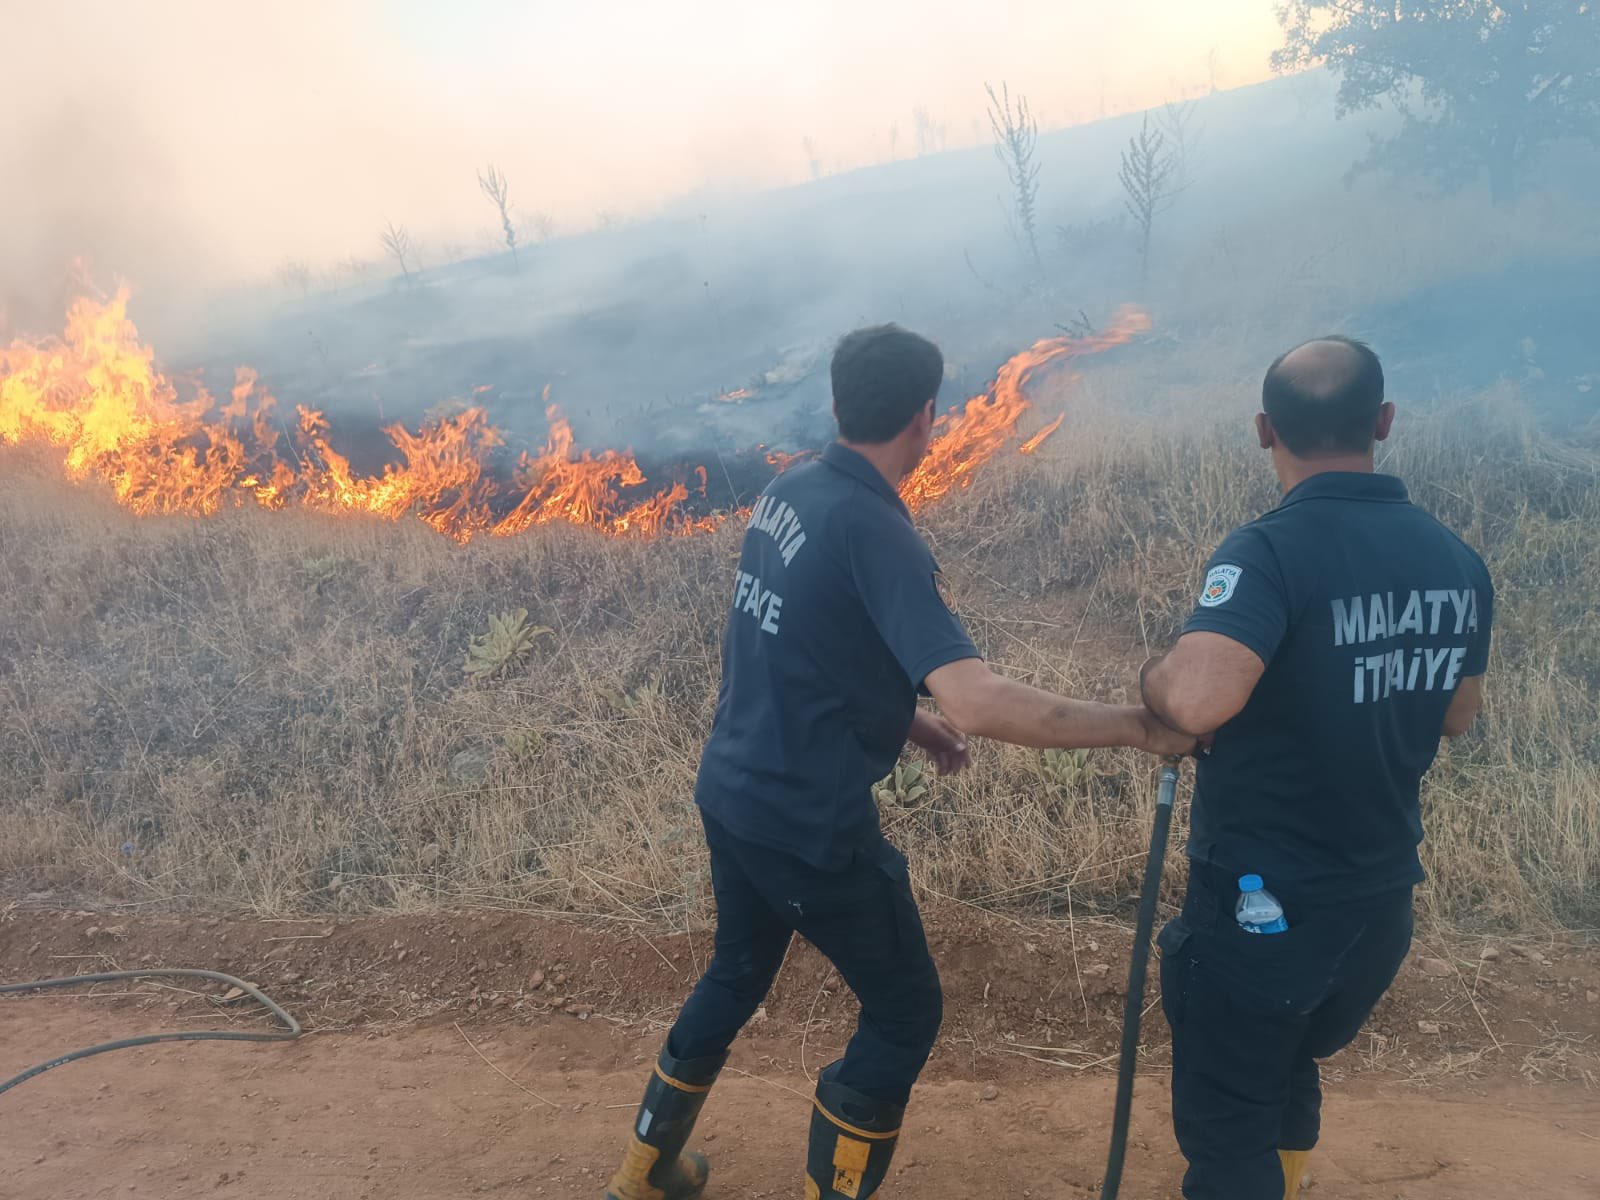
xmin=1 ymin=4 xmax=1598 ymax=1197
xmin=2 ymin=291 xmax=1149 ymax=540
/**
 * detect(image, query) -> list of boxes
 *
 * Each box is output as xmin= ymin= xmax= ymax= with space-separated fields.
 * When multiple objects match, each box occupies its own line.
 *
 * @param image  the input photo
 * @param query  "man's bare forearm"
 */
xmin=925 ymin=657 xmax=1192 ymax=754
xmin=941 ymin=671 xmax=1146 ymax=749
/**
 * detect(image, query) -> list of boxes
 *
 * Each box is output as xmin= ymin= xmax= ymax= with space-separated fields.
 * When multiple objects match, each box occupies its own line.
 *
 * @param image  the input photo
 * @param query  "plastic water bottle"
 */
xmin=1236 ymin=874 xmax=1289 ymax=934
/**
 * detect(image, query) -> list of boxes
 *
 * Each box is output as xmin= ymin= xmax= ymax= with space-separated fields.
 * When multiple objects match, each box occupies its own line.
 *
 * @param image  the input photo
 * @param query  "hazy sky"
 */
xmin=2 ymin=1 xmax=1282 ymax=321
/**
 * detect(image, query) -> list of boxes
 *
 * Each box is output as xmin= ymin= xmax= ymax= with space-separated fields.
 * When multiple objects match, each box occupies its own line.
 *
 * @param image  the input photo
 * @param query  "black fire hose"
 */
xmin=0 ymin=969 xmax=302 ymax=1097
xmin=1098 ymin=755 xmax=1183 ymax=1200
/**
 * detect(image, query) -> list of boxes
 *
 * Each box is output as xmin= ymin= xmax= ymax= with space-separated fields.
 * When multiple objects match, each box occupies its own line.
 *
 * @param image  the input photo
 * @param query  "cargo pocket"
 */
xmin=1156 ymin=916 xmax=1194 ymax=1029
xmin=865 ymin=839 xmax=930 ymax=963
xmin=1198 ymin=914 xmax=1360 ymax=1017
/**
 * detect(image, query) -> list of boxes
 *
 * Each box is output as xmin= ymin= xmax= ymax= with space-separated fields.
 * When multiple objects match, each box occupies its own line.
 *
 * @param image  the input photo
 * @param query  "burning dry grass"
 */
xmin=0 ymin=381 xmax=1595 ymax=931
xmin=0 ymin=291 xmax=1144 ymax=542
xmin=0 ymin=290 xmax=719 ymax=541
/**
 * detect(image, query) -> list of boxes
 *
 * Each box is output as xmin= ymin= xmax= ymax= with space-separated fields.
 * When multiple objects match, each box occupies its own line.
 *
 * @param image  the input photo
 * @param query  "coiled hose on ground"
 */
xmin=0 ymin=969 xmax=302 ymax=1097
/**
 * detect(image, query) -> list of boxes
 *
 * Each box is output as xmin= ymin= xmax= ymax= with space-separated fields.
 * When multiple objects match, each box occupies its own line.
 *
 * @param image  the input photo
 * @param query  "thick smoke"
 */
xmin=4 ymin=2 xmax=1594 ymax=473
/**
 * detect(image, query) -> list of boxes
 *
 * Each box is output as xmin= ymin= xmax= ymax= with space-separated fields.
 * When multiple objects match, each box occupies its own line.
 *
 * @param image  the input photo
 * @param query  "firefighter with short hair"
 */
xmin=605 ymin=324 xmax=1192 ymax=1200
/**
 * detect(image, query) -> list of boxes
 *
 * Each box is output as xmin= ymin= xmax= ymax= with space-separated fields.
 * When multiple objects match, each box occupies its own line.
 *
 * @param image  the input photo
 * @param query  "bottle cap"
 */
xmin=1238 ymin=874 xmax=1263 ymax=892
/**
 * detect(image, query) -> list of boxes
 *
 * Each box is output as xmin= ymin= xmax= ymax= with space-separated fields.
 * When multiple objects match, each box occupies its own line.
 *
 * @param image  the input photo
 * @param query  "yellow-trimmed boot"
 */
xmin=1278 ymin=1149 xmax=1311 ymax=1197
xmin=605 ymin=1046 xmax=727 ymax=1200
xmin=803 ymin=1065 xmax=904 ymax=1200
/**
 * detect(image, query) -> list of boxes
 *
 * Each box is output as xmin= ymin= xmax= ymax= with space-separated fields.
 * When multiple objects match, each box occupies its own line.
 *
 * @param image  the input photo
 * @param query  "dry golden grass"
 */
xmin=0 ymin=382 xmax=1595 ymax=931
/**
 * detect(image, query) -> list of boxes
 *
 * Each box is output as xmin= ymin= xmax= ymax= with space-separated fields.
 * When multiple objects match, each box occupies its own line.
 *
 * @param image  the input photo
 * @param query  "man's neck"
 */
xmin=838 ymin=438 xmax=908 ymax=489
xmin=1275 ymin=452 xmax=1375 ymax=494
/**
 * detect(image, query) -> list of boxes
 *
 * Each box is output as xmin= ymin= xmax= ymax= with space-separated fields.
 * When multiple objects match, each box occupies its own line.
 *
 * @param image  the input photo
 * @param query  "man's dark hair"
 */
xmin=830 ymin=324 xmax=944 ymax=443
xmin=1262 ymin=336 xmax=1386 ymax=457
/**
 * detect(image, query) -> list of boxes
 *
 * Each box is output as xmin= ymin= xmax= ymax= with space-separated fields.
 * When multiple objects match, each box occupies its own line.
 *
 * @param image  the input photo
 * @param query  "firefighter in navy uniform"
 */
xmin=604 ymin=325 xmax=1193 ymax=1200
xmin=1141 ymin=337 xmax=1493 ymax=1200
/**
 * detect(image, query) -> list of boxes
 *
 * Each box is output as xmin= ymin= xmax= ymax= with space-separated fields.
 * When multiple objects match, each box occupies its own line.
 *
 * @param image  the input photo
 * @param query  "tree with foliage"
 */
xmin=1274 ymin=1 xmax=1600 ymax=206
xmin=986 ymin=81 xmax=1042 ymax=266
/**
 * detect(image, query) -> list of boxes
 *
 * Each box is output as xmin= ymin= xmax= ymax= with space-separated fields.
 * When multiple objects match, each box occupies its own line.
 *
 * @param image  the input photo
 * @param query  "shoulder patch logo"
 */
xmin=933 ymin=570 xmax=956 ymax=614
xmin=1199 ymin=564 xmax=1242 ymax=608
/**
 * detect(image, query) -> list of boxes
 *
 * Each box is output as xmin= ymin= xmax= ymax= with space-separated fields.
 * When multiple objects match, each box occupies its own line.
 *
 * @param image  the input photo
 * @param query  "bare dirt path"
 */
xmin=2 ymin=908 xmax=1596 ymax=1198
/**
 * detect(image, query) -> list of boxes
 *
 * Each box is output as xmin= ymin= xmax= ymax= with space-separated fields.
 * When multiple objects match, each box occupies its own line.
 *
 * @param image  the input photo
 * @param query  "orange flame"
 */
xmin=764 ymin=448 xmax=813 ymax=472
xmin=0 ymin=290 xmax=717 ymax=542
xmin=490 ymin=402 xmax=697 ymax=537
xmin=1 ymin=289 xmax=1149 ymax=541
xmin=1019 ymin=412 xmax=1066 ymax=455
xmin=901 ymin=306 xmax=1151 ymax=509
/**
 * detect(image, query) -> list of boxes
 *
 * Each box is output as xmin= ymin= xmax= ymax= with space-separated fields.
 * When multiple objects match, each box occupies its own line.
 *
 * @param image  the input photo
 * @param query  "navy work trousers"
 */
xmin=1158 ymin=863 xmax=1414 ymax=1200
xmin=666 ymin=812 xmax=943 ymax=1105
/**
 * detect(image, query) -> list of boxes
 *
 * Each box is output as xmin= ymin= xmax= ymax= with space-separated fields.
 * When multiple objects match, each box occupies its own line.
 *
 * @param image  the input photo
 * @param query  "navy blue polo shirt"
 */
xmin=1182 ymin=471 xmax=1493 ymax=907
xmin=694 ymin=442 xmax=981 ymax=868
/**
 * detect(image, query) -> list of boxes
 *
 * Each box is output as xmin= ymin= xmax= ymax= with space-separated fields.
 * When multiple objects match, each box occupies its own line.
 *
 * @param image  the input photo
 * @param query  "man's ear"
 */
xmin=1255 ymin=412 xmax=1276 ymax=450
xmin=1374 ymin=400 xmax=1396 ymax=443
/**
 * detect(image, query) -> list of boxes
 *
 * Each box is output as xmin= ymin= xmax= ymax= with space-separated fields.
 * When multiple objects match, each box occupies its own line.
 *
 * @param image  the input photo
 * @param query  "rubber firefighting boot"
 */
xmin=605 ymin=1046 xmax=727 ymax=1200
xmin=1278 ymin=1149 xmax=1311 ymax=1197
xmin=803 ymin=1064 xmax=904 ymax=1200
